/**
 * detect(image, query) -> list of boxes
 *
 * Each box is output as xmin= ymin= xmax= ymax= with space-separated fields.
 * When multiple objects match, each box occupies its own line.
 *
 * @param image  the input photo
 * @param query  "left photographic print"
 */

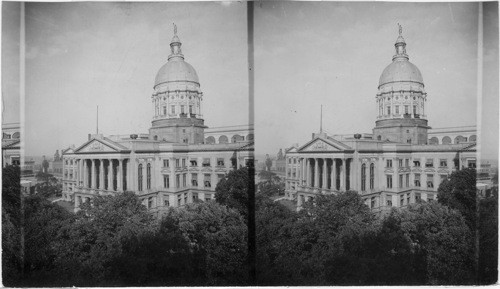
xmin=2 ymin=2 xmax=253 ymax=286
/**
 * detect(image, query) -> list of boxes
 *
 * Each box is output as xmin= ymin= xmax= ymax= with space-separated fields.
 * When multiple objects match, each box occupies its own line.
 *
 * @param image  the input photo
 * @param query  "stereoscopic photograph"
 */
xmin=2 ymin=1 xmax=499 ymax=287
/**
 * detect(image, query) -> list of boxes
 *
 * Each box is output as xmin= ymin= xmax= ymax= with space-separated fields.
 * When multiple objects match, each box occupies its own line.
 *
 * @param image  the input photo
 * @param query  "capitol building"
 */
xmin=284 ymin=27 xmax=477 ymax=211
xmin=61 ymin=29 xmax=253 ymax=212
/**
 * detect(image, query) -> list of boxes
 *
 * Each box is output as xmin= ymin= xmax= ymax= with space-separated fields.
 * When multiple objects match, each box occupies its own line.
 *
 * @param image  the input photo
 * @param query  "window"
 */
xmin=177 ymin=194 xmax=182 ymax=205
xmin=413 ymin=160 xmax=420 ymax=167
xmin=193 ymin=193 xmax=199 ymax=202
xmin=425 ymin=159 xmax=434 ymax=168
xmin=204 ymin=194 xmax=211 ymax=201
xmin=468 ymin=160 xmax=476 ymax=168
xmin=217 ymin=174 xmax=225 ymax=184
xmin=148 ymin=197 xmax=153 ymax=208
xmin=138 ymin=164 xmax=143 ymax=191
xmin=387 ymin=106 xmax=391 ymax=115
xmin=175 ymin=159 xmax=180 ymax=168
xmin=294 ymin=159 xmax=297 ymax=164
xmin=176 ymin=174 xmax=180 ymax=188
xmin=202 ymin=158 xmax=211 ymax=167
xmin=182 ymin=174 xmax=186 ymax=187
xmin=361 ymin=164 xmax=366 ymax=191
xmin=405 ymin=174 xmax=409 ymax=187
xmin=217 ymin=158 xmax=225 ymax=166
xmin=386 ymin=195 xmax=392 ymax=206
xmin=413 ymin=105 xmax=417 ymax=115
xmin=181 ymin=105 xmax=185 ymax=114
xmin=400 ymin=195 xmax=404 ymax=206
xmin=369 ymin=163 xmax=374 ymax=189
xmin=428 ymin=194 xmax=435 ymax=202
xmin=439 ymin=159 xmax=447 ymax=167
xmin=398 ymin=159 xmax=403 ymax=167
xmin=405 ymin=159 xmax=409 ymax=167
xmin=190 ymin=159 xmax=198 ymax=166
xmin=404 ymin=105 xmax=409 ymax=114
xmin=386 ymin=159 xmax=392 ymax=168
xmin=184 ymin=193 xmax=187 ymax=204
xmin=146 ymin=164 xmax=151 ymax=190
xmin=414 ymin=174 xmax=421 ymax=187
xmin=163 ymin=106 xmax=167 ymax=115
xmin=204 ymin=174 xmax=211 ymax=188
xmin=163 ymin=159 xmax=169 ymax=167
xmin=427 ymin=174 xmax=434 ymax=188
xmin=171 ymin=105 xmax=175 ymax=114
xmin=182 ymin=159 xmax=186 ymax=167
xmin=192 ymin=173 xmax=198 ymax=186
xmin=386 ymin=175 xmax=393 ymax=189
xmin=406 ymin=194 xmax=410 ymax=205
xmin=440 ymin=175 xmax=447 ymax=186
xmin=415 ymin=193 xmax=421 ymax=202
xmin=164 ymin=175 xmax=170 ymax=188
xmin=399 ymin=174 xmax=403 ymax=188
xmin=395 ymin=105 xmax=399 ymax=114
xmin=189 ymin=105 xmax=193 ymax=114
xmin=371 ymin=197 xmax=376 ymax=208
xmin=164 ymin=199 xmax=170 ymax=207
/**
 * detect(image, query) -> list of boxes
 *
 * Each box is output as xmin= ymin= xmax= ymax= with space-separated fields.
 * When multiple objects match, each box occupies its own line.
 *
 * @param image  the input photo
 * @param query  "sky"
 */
xmin=254 ymin=2 xmax=498 ymax=161
xmin=3 ymin=2 xmax=249 ymax=156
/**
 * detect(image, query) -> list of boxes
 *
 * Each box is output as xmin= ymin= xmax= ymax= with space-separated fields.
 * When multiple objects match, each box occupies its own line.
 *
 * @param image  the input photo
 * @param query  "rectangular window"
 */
xmin=164 ymin=199 xmax=170 ymax=207
xmin=163 ymin=106 xmax=167 ymax=115
xmin=427 ymin=174 xmax=434 ymax=188
xmin=405 ymin=174 xmax=409 ymax=187
xmin=468 ymin=160 xmax=476 ymax=168
xmin=425 ymin=159 xmax=434 ymax=168
xmin=294 ymin=159 xmax=297 ymax=164
xmin=387 ymin=175 xmax=393 ymax=189
xmin=192 ymin=173 xmax=198 ymax=186
xmin=405 ymin=159 xmax=409 ymax=167
xmin=176 ymin=174 xmax=180 ymax=188
xmin=148 ymin=197 xmax=153 ymax=208
xmin=217 ymin=174 xmax=225 ymax=184
xmin=395 ymin=105 xmax=399 ymax=114
xmin=387 ymin=106 xmax=391 ymax=115
xmin=413 ymin=105 xmax=417 ymax=115
xmin=439 ymin=159 xmax=447 ymax=167
xmin=217 ymin=158 xmax=225 ymax=166
xmin=398 ymin=159 xmax=403 ymax=167
xmin=163 ymin=175 xmax=169 ymax=188
xmin=399 ymin=174 xmax=403 ymax=188
xmin=371 ymin=197 xmax=376 ymax=208
xmin=406 ymin=194 xmax=410 ymax=205
xmin=177 ymin=194 xmax=182 ymax=205
xmin=182 ymin=159 xmax=186 ymax=167
xmin=428 ymin=194 xmax=435 ymax=201
xmin=190 ymin=159 xmax=198 ymax=166
xmin=386 ymin=195 xmax=392 ymax=207
xmin=184 ymin=193 xmax=187 ymax=204
xmin=415 ymin=193 xmax=421 ymax=202
xmin=175 ymin=159 xmax=180 ymax=168
xmin=386 ymin=159 xmax=392 ymax=168
xmin=204 ymin=174 xmax=211 ymax=188
xmin=193 ymin=193 xmax=199 ymax=202
xmin=181 ymin=105 xmax=185 ymax=114
xmin=400 ymin=195 xmax=404 ymax=206
xmin=171 ymin=105 xmax=176 ymax=114
xmin=202 ymin=158 xmax=211 ymax=167
xmin=413 ymin=160 xmax=420 ymax=167
xmin=182 ymin=174 xmax=186 ymax=187
xmin=404 ymin=105 xmax=409 ymax=114
xmin=189 ymin=105 xmax=193 ymax=114
xmin=204 ymin=194 xmax=211 ymax=201
xmin=414 ymin=173 xmax=421 ymax=187
xmin=163 ymin=159 xmax=169 ymax=167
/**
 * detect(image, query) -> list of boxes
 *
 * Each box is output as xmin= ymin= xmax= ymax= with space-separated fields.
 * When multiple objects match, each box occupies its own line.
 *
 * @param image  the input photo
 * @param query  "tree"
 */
xmin=215 ymin=167 xmax=252 ymax=218
xmin=265 ymin=155 xmax=273 ymax=171
xmin=35 ymin=172 xmax=61 ymax=198
xmin=438 ymin=168 xmax=477 ymax=230
xmin=53 ymin=191 xmax=155 ymax=286
xmin=478 ymin=192 xmax=498 ymax=284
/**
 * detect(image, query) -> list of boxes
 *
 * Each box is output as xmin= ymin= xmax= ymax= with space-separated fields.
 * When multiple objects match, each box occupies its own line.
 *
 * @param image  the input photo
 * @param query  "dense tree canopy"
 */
xmin=215 ymin=167 xmax=252 ymax=218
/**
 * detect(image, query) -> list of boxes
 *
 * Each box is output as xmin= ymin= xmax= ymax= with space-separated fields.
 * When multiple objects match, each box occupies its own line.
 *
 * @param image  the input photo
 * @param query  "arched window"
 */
xmin=361 ymin=164 xmax=366 ymax=191
xmin=153 ymin=135 xmax=158 ymax=141
xmin=429 ymin=137 xmax=439 ymax=145
xmin=138 ymin=164 xmax=143 ymax=191
xmin=147 ymin=163 xmax=151 ymax=190
xmin=206 ymin=136 xmax=216 ymax=144
xmin=219 ymin=135 xmax=228 ymax=144
xmin=469 ymin=135 xmax=477 ymax=142
xmin=377 ymin=135 xmax=381 ymax=141
xmin=442 ymin=136 xmax=451 ymax=144
xmin=369 ymin=163 xmax=374 ymax=190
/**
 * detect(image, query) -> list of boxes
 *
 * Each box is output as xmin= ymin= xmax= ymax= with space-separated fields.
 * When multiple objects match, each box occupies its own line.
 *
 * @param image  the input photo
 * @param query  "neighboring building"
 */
xmin=284 ymin=27 xmax=476 ymax=213
xmin=2 ymin=122 xmax=20 ymax=167
xmin=62 ymin=29 xmax=253 ymax=212
xmin=49 ymin=150 xmax=63 ymax=178
xmin=275 ymin=149 xmax=286 ymax=174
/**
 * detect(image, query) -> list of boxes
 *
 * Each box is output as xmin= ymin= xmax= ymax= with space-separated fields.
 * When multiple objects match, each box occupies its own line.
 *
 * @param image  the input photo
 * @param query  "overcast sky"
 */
xmin=254 ymin=2 xmax=498 ymax=161
xmin=4 ymin=2 xmax=248 ymax=156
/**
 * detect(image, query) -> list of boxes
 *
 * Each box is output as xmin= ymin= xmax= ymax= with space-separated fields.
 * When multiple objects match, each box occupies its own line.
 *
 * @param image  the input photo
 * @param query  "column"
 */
xmin=306 ymin=158 xmax=311 ymax=187
xmin=322 ymin=158 xmax=327 ymax=189
xmin=331 ymin=158 xmax=336 ymax=190
xmin=314 ymin=158 xmax=319 ymax=188
xmin=91 ymin=159 xmax=96 ymax=189
xmin=107 ymin=160 xmax=113 ymax=191
xmin=99 ymin=160 xmax=105 ymax=190
xmin=340 ymin=159 xmax=345 ymax=191
xmin=117 ymin=159 xmax=123 ymax=191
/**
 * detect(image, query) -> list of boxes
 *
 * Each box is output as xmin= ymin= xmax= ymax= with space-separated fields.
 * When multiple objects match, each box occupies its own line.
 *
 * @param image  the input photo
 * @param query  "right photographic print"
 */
xmin=254 ymin=2 xmax=498 ymax=285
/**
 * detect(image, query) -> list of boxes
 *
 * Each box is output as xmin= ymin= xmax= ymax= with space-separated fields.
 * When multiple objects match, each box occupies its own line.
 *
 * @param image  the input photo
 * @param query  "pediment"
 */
xmin=76 ymin=139 xmax=120 ymax=153
xmin=299 ymin=138 xmax=343 ymax=152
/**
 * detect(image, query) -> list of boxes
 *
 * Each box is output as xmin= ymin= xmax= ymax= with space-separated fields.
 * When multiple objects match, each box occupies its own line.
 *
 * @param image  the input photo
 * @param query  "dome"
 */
xmin=379 ymin=59 xmax=423 ymax=87
xmin=154 ymin=60 xmax=199 ymax=87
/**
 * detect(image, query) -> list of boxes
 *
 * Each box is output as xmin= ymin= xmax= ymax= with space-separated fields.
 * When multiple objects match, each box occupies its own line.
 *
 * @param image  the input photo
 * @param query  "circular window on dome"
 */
xmin=413 ymin=97 xmax=416 ymax=100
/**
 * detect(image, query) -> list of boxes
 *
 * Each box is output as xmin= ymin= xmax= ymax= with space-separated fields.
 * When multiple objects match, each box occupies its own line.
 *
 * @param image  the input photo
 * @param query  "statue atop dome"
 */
xmin=398 ymin=23 xmax=402 ymax=36
xmin=173 ymin=23 xmax=177 ymax=35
